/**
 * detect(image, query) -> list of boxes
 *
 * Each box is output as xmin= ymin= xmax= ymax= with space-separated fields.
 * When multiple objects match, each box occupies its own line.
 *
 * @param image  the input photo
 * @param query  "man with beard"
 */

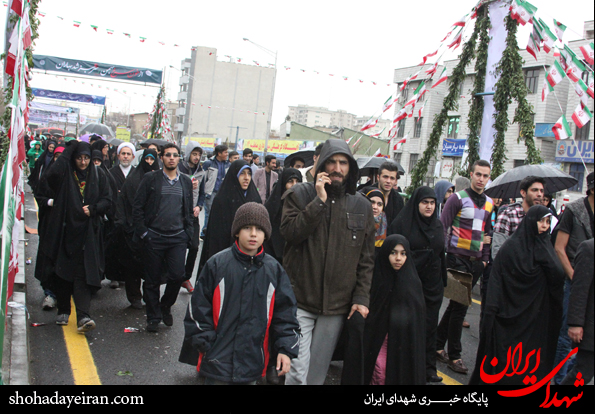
xmin=372 ymin=162 xmax=404 ymax=227
xmin=178 ymin=141 xmax=206 ymax=293
xmin=281 ymin=139 xmax=375 ymax=385
xmin=39 ymin=141 xmax=111 ymax=332
xmin=115 ymin=149 xmax=160 ymax=308
xmin=492 ymin=175 xmax=545 ymax=259
xmin=132 ymin=143 xmax=194 ymax=332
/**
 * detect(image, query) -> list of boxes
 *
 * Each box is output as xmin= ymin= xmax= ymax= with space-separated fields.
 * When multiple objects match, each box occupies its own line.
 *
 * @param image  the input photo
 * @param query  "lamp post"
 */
xmin=243 ymin=38 xmax=277 ymax=156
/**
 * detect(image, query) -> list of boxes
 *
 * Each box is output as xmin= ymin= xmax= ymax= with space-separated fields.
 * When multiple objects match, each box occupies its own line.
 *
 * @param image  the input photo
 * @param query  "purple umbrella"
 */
xmin=79 ymin=133 xmax=106 ymax=143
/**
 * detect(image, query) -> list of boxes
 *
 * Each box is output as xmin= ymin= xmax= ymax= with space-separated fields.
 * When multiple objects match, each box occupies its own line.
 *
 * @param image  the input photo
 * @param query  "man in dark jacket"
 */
xmin=132 ymin=143 xmax=194 ymax=332
xmin=561 ymin=238 xmax=594 ymax=385
xmin=280 ymin=139 xmax=375 ymax=385
xmin=372 ymin=161 xmax=404 ymax=227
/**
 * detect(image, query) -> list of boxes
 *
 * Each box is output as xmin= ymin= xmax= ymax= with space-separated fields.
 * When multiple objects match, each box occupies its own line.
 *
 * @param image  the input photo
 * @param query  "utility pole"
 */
xmin=229 ymin=125 xmax=247 ymax=150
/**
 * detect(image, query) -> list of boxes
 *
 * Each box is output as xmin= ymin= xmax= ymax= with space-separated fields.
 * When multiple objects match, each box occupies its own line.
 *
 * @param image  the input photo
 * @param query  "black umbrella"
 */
xmin=484 ymin=164 xmax=578 ymax=200
xmin=80 ymin=123 xmax=115 ymax=138
xmin=107 ymin=137 xmax=124 ymax=147
xmin=283 ymin=148 xmax=315 ymax=168
xmin=140 ymin=138 xmax=170 ymax=148
xmin=356 ymin=156 xmax=405 ymax=177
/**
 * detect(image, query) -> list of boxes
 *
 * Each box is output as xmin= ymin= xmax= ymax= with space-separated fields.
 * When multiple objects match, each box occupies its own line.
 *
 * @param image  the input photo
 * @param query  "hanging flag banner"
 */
xmin=32 ymin=54 xmax=163 ymax=84
xmin=31 ymin=88 xmax=106 ymax=105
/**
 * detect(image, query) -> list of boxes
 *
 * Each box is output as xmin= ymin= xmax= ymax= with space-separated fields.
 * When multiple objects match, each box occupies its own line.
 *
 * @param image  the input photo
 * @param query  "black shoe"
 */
xmin=266 ymin=365 xmax=281 ymax=385
xmin=146 ymin=321 xmax=159 ymax=332
xmin=162 ymin=307 xmax=173 ymax=327
xmin=427 ymin=375 xmax=443 ymax=383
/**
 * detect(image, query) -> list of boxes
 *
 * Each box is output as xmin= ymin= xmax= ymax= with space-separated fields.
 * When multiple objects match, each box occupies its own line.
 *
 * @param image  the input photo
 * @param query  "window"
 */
xmin=525 ymin=69 xmax=539 ymax=94
xmin=409 ymin=153 xmax=419 ymax=173
xmin=568 ymin=164 xmax=584 ymax=193
xmin=397 ymin=119 xmax=406 ymax=138
xmin=394 ymin=153 xmax=402 ymax=164
xmin=514 ymin=159 xmax=527 ymax=168
xmin=414 ymin=117 xmax=423 ymax=138
xmin=401 ymin=86 xmax=409 ymax=103
xmin=575 ymin=121 xmax=591 ymax=140
xmin=447 ymin=116 xmax=460 ymax=138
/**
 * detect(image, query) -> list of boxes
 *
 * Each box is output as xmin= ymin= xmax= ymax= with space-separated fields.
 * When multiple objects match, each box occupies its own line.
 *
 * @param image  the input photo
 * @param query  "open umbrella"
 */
xmin=140 ymin=138 xmax=170 ymax=148
xmin=356 ymin=156 xmax=405 ymax=177
xmin=283 ymin=148 xmax=315 ymax=168
xmin=80 ymin=123 xmax=115 ymax=138
xmin=79 ymin=133 xmax=105 ymax=143
xmin=107 ymin=137 xmax=124 ymax=147
xmin=484 ymin=164 xmax=578 ymax=200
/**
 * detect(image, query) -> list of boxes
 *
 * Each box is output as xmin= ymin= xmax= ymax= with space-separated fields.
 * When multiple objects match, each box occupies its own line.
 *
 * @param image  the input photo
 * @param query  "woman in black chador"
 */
xmin=388 ymin=186 xmax=447 ymax=383
xmin=469 ymin=205 xmax=564 ymax=385
xmin=362 ymin=234 xmax=426 ymax=385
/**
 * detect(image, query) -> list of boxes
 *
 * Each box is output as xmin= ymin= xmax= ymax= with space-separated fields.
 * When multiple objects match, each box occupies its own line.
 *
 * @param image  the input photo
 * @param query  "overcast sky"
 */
xmin=3 ymin=0 xmax=594 ymax=133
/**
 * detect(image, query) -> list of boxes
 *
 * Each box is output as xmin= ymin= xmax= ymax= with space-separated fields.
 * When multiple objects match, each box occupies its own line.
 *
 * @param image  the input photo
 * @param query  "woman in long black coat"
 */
xmin=362 ymin=234 xmax=426 ymax=385
xmin=388 ymin=186 xmax=447 ymax=383
xmin=469 ymin=205 xmax=564 ymax=385
xmin=39 ymin=141 xmax=112 ymax=331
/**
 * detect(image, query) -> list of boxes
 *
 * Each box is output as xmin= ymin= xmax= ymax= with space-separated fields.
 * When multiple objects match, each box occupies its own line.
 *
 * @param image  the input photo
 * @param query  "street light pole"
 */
xmin=243 ymin=38 xmax=277 ymax=156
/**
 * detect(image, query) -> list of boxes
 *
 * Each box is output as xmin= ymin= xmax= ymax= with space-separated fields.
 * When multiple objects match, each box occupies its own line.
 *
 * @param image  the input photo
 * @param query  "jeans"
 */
xmin=436 ymin=254 xmax=483 ymax=361
xmin=201 ymin=191 xmax=217 ymax=236
xmin=143 ymin=230 xmax=188 ymax=323
xmin=553 ymin=277 xmax=576 ymax=384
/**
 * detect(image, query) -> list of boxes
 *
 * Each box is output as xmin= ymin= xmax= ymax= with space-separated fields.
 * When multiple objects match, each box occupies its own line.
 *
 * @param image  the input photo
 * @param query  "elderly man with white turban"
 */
xmin=104 ymin=142 xmax=137 ymax=290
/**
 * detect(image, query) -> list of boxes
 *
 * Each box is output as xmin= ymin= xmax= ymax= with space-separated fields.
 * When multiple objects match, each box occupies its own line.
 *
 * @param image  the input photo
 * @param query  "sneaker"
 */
xmin=181 ymin=280 xmax=194 ymax=293
xmin=77 ymin=317 xmax=96 ymax=333
xmin=146 ymin=321 xmax=159 ymax=333
xmin=161 ymin=307 xmax=173 ymax=327
xmin=56 ymin=314 xmax=69 ymax=325
xmin=42 ymin=295 xmax=57 ymax=311
xmin=447 ymin=358 xmax=469 ymax=374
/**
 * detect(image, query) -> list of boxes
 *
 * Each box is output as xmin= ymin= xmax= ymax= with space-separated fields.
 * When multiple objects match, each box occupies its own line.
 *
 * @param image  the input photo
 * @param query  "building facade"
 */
xmin=174 ymin=46 xmax=275 ymax=144
xmin=286 ymin=104 xmax=357 ymax=130
xmin=392 ymin=20 xmax=593 ymax=201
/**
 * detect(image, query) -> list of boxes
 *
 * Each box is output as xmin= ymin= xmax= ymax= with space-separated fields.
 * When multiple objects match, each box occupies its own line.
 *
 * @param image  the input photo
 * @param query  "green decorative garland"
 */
xmin=490 ymin=14 xmax=542 ymax=178
xmin=0 ymin=0 xmax=42 ymax=168
xmin=408 ymin=5 xmax=486 ymax=194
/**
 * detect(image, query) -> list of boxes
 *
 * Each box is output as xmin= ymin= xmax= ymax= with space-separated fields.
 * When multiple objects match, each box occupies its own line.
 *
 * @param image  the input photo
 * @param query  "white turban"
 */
xmin=117 ymin=142 xmax=136 ymax=155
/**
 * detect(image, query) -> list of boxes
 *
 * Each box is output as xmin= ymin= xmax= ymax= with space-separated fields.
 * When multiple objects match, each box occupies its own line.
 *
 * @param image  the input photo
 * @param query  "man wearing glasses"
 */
xmin=132 ymin=143 xmax=195 ymax=332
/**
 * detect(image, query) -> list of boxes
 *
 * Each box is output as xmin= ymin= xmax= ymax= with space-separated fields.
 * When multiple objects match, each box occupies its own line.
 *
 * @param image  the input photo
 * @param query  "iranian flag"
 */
xmin=394 ymin=137 xmax=407 ymax=151
xmin=414 ymin=81 xmax=427 ymax=101
xmin=552 ymin=115 xmax=572 ymax=140
xmin=404 ymin=92 xmax=417 ymax=109
xmin=425 ymin=61 xmax=439 ymax=77
xmin=510 ymin=0 xmax=537 ymax=26
xmin=371 ymin=127 xmax=386 ymax=138
xmin=351 ymin=136 xmax=362 ymax=148
xmin=417 ymin=102 xmax=425 ymax=119
xmin=572 ymin=104 xmax=593 ymax=129
xmin=447 ymin=28 xmax=463 ymax=49
xmin=546 ymin=60 xmax=566 ymax=87
xmin=579 ymin=42 xmax=594 ymax=65
xmin=537 ymin=18 xmax=557 ymax=54
xmin=563 ymin=46 xmax=586 ymax=83
xmin=575 ymin=79 xmax=590 ymax=108
xmin=588 ymin=79 xmax=594 ymax=99
xmin=542 ymin=79 xmax=553 ymax=102
xmin=345 ymin=135 xmax=355 ymax=145
xmin=381 ymin=94 xmax=397 ymax=113
xmin=432 ymin=67 xmax=448 ymax=88
xmin=453 ymin=14 xmax=468 ymax=27
xmin=73 ymin=20 xmax=81 ymax=28
xmin=400 ymin=70 xmax=420 ymax=91
xmin=527 ymin=32 xmax=540 ymax=60
xmin=418 ymin=49 xmax=438 ymax=66
xmin=392 ymin=108 xmax=408 ymax=124
xmin=372 ymin=148 xmax=382 ymax=157
xmin=360 ymin=116 xmax=378 ymax=131
xmin=553 ymin=19 xmax=567 ymax=42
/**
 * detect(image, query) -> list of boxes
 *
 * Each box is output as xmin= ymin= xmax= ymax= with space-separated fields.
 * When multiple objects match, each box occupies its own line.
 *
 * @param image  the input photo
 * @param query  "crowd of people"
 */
xmin=25 ymin=134 xmax=593 ymax=386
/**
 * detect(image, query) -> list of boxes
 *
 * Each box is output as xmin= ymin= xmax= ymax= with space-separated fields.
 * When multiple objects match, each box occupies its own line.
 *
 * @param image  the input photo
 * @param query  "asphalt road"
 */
xmin=24 ymin=187 xmax=482 ymax=386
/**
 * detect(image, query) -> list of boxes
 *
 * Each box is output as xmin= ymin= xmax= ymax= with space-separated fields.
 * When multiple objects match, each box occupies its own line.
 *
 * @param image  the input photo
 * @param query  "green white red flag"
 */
xmin=553 ymin=19 xmax=567 ymax=42
xmin=453 ymin=15 xmax=468 ymax=27
xmin=579 ymin=42 xmax=594 ymax=66
xmin=552 ymin=115 xmax=572 ymax=140
xmin=432 ymin=67 xmax=448 ymax=88
xmin=510 ymin=0 xmax=537 ymax=26
xmin=546 ymin=60 xmax=566 ymax=87
xmin=418 ymin=49 xmax=438 ymax=66
xmin=572 ymin=104 xmax=593 ymax=129
xmin=394 ymin=137 xmax=407 ymax=151
xmin=527 ymin=32 xmax=540 ymax=60
xmin=542 ymin=79 xmax=553 ymax=102
xmin=537 ymin=18 xmax=557 ymax=54
xmin=360 ymin=116 xmax=378 ymax=132
xmin=575 ymin=79 xmax=590 ymax=108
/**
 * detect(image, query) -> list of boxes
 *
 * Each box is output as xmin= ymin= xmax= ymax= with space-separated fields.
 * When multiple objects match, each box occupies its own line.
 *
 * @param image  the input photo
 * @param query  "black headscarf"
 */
xmin=264 ymin=167 xmax=302 ymax=261
xmin=362 ymin=235 xmax=426 ymax=385
xmin=200 ymin=160 xmax=262 ymax=265
xmin=91 ymin=139 xmax=112 ymax=169
xmin=469 ymin=205 xmax=565 ymax=385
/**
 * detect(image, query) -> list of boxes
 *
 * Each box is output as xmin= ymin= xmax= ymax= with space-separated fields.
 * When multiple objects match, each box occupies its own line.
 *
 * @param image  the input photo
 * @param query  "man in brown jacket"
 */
xmin=280 ymin=139 xmax=375 ymax=385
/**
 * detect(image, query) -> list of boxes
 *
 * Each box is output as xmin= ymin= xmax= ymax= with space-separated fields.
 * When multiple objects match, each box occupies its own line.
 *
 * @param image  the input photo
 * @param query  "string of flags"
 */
xmin=2 ymin=2 xmax=398 ymax=89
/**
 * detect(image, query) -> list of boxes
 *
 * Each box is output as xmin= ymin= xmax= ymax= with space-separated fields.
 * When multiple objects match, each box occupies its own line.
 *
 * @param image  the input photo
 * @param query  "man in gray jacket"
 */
xmin=199 ymin=145 xmax=229 ymax=237
xmin=280 ymin=139 xmax=375 ymax=385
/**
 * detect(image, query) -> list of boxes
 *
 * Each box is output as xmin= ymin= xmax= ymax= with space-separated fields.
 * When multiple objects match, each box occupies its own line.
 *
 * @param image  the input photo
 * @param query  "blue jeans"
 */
xmin=201 ymin=190 xmax=217 ymax=236
xmin=553 ymin=278 xmax=576 ymax=384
